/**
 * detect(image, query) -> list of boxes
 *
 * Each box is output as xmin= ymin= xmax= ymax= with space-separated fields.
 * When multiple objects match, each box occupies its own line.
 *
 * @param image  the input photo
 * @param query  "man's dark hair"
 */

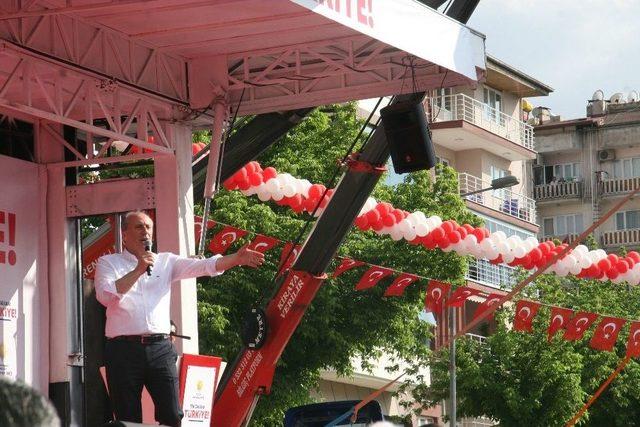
xmin=0 ymin=378 xmax=60 ymax=427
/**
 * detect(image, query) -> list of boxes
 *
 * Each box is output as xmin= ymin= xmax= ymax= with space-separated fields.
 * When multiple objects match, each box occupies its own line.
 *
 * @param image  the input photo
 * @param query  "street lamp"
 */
xmin=460 ymin=175 xmax=520 ymax=197
xmin=449 ymin=174 xmax=519 ymax=426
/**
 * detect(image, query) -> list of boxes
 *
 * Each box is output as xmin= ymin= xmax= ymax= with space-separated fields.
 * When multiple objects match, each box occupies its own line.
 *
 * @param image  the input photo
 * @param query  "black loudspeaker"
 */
xmin=380 ymin=99 xmax=436 ymax=174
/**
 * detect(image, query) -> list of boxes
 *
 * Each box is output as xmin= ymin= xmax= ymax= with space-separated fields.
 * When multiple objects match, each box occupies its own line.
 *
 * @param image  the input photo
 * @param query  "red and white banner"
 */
xmin=288 ymin=0 xmax=485 ymax=81
xmin=0 ymin=155 xmax=46 ymax=390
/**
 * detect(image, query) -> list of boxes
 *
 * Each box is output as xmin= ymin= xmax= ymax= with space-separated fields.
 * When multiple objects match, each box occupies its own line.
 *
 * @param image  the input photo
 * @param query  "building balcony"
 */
xmin=541 ymin=233 xmax=581 ymax=244
xmin=466 ymin=258 xmax=516 ymax=289
xmin=427 ymin=93 xmax=536 ymax=161
xmin=600 ymin=177 xmax=640 ymax=197
xmin=533 ymin=181 xmax=583 ymax=202
xmin=601 ymin=229 xmax=640 ymax=248
xmin=459 ymin=173 xmax=537 ymax=224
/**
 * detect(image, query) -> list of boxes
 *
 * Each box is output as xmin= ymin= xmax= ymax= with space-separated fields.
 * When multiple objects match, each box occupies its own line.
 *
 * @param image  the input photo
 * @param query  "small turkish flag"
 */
xmin=247 ymin=234 xmax=279 ymax=254
xmin=425 ymin=280 xmax=450 ymax=313
xmin=384 ymin=273 xmax=419 ymax=297
xmin=547 ymin=307 xmax=574 ymax=342
xmin=355 ymin=266 xmax=393 ymax=290
xmin=208 ymin=226 xmax=247 ymax=254
xmin=513 ymin=300 xmax=542 ymax=332
xmin=447 ymin=286 xmax=481 ymax=308
xmin=563 ymin=312 xmax=599 ymax=341
xmin=332 ymin=258 xmax=366 ymax=278
xmin=278 ymin=242 xmax=302 ymax=273
xmin=472 ymin=293 xmax=504 ymax=320
xmin=626 ymin=322 xmax=640 ymax=357
xmin=590 ymin=317 xmax=626 ymax=352
xmin=194 ymin=217 xmax=216 ymax=247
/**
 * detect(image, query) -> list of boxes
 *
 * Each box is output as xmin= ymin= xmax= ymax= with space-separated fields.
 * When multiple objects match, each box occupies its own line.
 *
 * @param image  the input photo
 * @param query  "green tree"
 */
xmin=196 ymin=102 xmax=477 ymax=425
xmin=425 ymin=270 xmax=640 ymax=426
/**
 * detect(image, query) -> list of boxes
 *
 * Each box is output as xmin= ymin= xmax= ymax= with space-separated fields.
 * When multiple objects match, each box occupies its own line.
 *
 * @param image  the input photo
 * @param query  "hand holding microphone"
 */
xmin=142 ymin=239 xmax=154 ymax=276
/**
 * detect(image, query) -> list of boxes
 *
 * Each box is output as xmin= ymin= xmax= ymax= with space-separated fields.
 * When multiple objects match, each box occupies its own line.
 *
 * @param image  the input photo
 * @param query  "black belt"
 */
xmin=110 ymin=334 xmax=169 ymax=344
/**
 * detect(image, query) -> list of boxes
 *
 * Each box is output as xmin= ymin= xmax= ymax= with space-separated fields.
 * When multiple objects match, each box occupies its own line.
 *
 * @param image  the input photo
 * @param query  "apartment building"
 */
xmin=316 ymin=56 xmax=552 ymax=426
xmin=533 ymin=91 xmax=640 ymax=252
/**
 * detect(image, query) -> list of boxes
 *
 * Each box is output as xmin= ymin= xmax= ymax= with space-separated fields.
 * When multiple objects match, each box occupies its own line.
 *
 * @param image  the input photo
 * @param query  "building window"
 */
xmin=490 ymin=165 xmax=509 ymax=198
xmin=612 ymin=157 xmax=640 ymax=179
xmin=433 ymin=87 xmax=452 ymax=110
xmin=616 ymin=210 xmax=640 ymax=230
xmin=534 ymin=163 xmax=581 ymax=185
xmin=483 ymin=86 xmax=503 ymax=124
xmin=475 ymin=213 xmax=534 ymax=240
xmin=543 ymin=214 xmax=584 ymax=237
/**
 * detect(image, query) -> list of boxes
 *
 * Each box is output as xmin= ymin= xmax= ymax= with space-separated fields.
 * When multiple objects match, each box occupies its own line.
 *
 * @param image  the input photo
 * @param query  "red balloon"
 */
xmin=376 ymin=202 xmax=392 ymax=215
xmin=472 ymin=228 xmax=485 ymax=242
xmin=529 ymin=248 xmax=542 ymax=262
xmin=430 ymin=227 xmax=445 ymax=242
xmin=391 ymin=209 xmax=404 ymax=222
xmin=423 ymin=233 xmax=436 ymax=249
xmin=237 ymin=179 xmax=251 ymax=191
xmin=263 ymin=167 xmax=277 ymax=181
xmin=192 ymin=143 xmax=201 ymax=155
xmin=616 ymin=261 xmax=629 ymax=274
xmin=303 ymin=198 xmax=317 ymax=212
xmin=625 ymin=257 xmax=635 ymax=269
xmin=372 ymin=219 xmax=384 ymax=231
xmin=366 ymin=209 xmax=380 ymax=224
xmin=308 ymin=184 xmax=325 ymax=199
xmin=441 ymin=221 xmax=454 ymax=234
xmin=607 ymin=254 xmax=620 ymax=264
xmin=489 ymin=254 xmax=503 ymax=265
xmin=606 ymin=268 xmax=619 ymax=280
xmin=463 ymin=223 xmax=475 ymax=233
xmin=222 ymin=179 xmax=235 ymax=191
xmin=483 ymin=228 xmax=490 ymax=238
xmin=597 ymin=258 xmax=612 ymax=272
xmin=382 ymin=214 xmax=396 ymax=227
xmin=244 ymin=162 xmax=256 ymax=174
xmin=355 ymin=215 xmax=369 ymax=230
xmin=628 ymin=251 xmax=640 ymax=263
xmin=448 ymin=231 xmax=461 ymax=244
xmin=248 ymin=172 xmax=263 ymax=187
xmin=457 ymin=227 xmax=468 ymax=239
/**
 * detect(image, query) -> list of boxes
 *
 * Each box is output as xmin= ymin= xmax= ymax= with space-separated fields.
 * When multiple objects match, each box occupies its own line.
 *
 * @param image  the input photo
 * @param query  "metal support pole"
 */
xmin=114 ymin=213 xmax=123 ymax=253
xmin=198 ymin=100 xmax=227 ymax=256
xmin=449 ymin=306 xmax=457 ymax=427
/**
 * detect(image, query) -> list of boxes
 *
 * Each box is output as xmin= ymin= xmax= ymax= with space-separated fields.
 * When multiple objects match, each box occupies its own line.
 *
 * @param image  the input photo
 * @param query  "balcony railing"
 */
xmin=542 ymin=233 xmax=581 ymax=244
xmin=459 ymin=173 xmax=537 ymax=224
xmin=465 ymin=333 xmax=488 ymax=344
xmin=602 ymin=229 xmax=640 ymax=247
xmin=533 ymin=181 xmax=582 ymax=200
xmin=467 ymin=258 xmax=516 ymax=289
xmin=601 ymin=177 xmax=640 ymax=195
xmin=427 ymin=93 xmax=534 ymax=150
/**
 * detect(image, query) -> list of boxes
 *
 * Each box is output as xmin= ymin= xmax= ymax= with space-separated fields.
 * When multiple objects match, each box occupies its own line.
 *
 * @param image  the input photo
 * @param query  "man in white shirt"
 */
xmin=95 ymin=211 xmax=264 ymax=426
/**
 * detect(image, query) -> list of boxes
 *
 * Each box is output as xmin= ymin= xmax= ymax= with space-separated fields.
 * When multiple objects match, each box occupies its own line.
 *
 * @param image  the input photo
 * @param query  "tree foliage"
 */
xmin=426 ymin=269 xmax=640 ymax=426
xmin=196 ymin=103 xmax=477 ymax=425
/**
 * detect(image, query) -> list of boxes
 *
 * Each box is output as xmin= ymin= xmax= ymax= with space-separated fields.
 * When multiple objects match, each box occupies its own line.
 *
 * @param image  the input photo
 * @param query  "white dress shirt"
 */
xmin=95 ymin=250 xmax=222 ymax=338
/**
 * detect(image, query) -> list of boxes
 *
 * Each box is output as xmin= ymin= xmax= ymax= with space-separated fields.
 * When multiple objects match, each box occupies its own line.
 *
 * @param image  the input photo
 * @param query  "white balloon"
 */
xmin=485 ymin=248 xmax=499 ymax=260
xmin=442 ymin=244 xmax=454 ymax=252
xmin=390 ymin=228 xmax=404 ymax=241
xmin=265 ymin=178 xmax=279 ymax=194
xmin=497 ymin=242 xmax=510 ymax=255
xmin=480 ymin=239 xmax=494 ymax=252
xmin=415 ymin=221 xmax=429 ymax=237
xmin=574 ymin=245 xmax=588 ymax=255
xmin=429 ymin=216 xmax=443 ymax=227
xmin=257 ymin=190 xmax=270 ymax=202
xmin=242 ymin=186 xmax=258 ymax=196
xmin=513 ymin=246 xmax=526 ymax=258
xmin=557 ymin=266 xmax=569 ymax=277
xmin=403 ymin=228 xmax=417 ymax=242
xmin=503 ymin=253 xmax=515 ymax=264
xmin=525 ymin=236 xmax=539 ymax=250
xmin=283 ymin=184 xmax=296 ymax=198
xmin=569 ymin=263 xmax=582 ymax=275
xmin=578 ymin=256 xmax=591 ymax=269
xmin=491 ymin=231 xmax=507 ymax=242
xmin=272 ymin=189 xmax=284 ymax=201
xmin=464 ymin=234 xmax=478 ymax=250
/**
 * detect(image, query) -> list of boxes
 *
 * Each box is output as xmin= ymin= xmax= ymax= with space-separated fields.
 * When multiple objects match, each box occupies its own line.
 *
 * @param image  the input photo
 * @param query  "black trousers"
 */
xmin=104 ymin=338 xmax=182 ymax=427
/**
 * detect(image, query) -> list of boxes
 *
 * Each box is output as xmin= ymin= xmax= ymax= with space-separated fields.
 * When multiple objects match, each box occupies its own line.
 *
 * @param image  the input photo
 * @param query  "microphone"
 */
xmin=143 ymin=240 xmax=152 ymax=276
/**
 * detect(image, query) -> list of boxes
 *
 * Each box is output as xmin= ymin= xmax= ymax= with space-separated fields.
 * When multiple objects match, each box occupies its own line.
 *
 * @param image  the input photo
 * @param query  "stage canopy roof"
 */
xmin=0 ymin=0 xmax=486 ymax=117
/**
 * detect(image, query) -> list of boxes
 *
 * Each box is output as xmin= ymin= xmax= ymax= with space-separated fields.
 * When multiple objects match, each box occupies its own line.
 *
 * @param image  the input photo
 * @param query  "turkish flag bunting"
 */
xmin=246 ymin=234 xmax=280 ymax=254
xmin=355 ymin=266 xmax=394 ymax=290
xmin=473 ymin=293 xmax=504 ymax=320
xmin=626 ymin=322 xmax=640 ymax=358
xmin=590 ymin=317 xmax=626 ymax=352
xmin=194 ymin=217 xmax=216 ymax=247
xmin=332 ymin=258 xmax=366 ymax=278
xmin=384 ymin=273 xmax=420 ymax=297
xmin=278 ymin=242 xmax=302 ymax=273
xmin=447 ymin=286 xmax=481 ymax=308
xmin=547 ymin=307 xmax=574 ymax=342
xmin=208 ymin=225 xmax=247 ymax=254
xmin=513 ymin=300 xmax=542 ymax=332
xmin=425 ymin=280 xmax=450 ymax=313
xmin=563 ymin=312 xmax=599 ymax=341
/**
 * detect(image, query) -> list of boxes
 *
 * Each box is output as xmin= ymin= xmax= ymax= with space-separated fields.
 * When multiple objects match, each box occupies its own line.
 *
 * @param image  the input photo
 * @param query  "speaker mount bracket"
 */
xmin=344 ymin=153 xmax=387 ymax=174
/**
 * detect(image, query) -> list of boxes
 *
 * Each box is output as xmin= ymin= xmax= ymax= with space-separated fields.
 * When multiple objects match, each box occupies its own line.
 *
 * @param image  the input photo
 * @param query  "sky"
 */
xmin=465 ymin=0 xmax=640 ymax=120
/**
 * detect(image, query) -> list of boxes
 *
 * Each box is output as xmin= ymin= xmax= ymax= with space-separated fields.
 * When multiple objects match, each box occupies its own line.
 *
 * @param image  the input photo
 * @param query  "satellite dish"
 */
xmin=628 ymin=90 xmax=639 ymax=103
xmin=592 ymin=89 xmax=604 ymax=101
xmin=610 ymin=92 xmax=625 ymax=104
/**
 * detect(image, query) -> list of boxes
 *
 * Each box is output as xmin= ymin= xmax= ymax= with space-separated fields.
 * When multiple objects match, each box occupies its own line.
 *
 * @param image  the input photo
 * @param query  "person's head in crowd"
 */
xmin=0 ymin=378 xmax=60 ymax=427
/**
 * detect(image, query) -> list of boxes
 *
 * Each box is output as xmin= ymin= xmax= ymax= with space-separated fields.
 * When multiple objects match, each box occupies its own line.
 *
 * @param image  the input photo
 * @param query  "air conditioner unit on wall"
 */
xmin=598 ymin=149 xmax=615 ymax=161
